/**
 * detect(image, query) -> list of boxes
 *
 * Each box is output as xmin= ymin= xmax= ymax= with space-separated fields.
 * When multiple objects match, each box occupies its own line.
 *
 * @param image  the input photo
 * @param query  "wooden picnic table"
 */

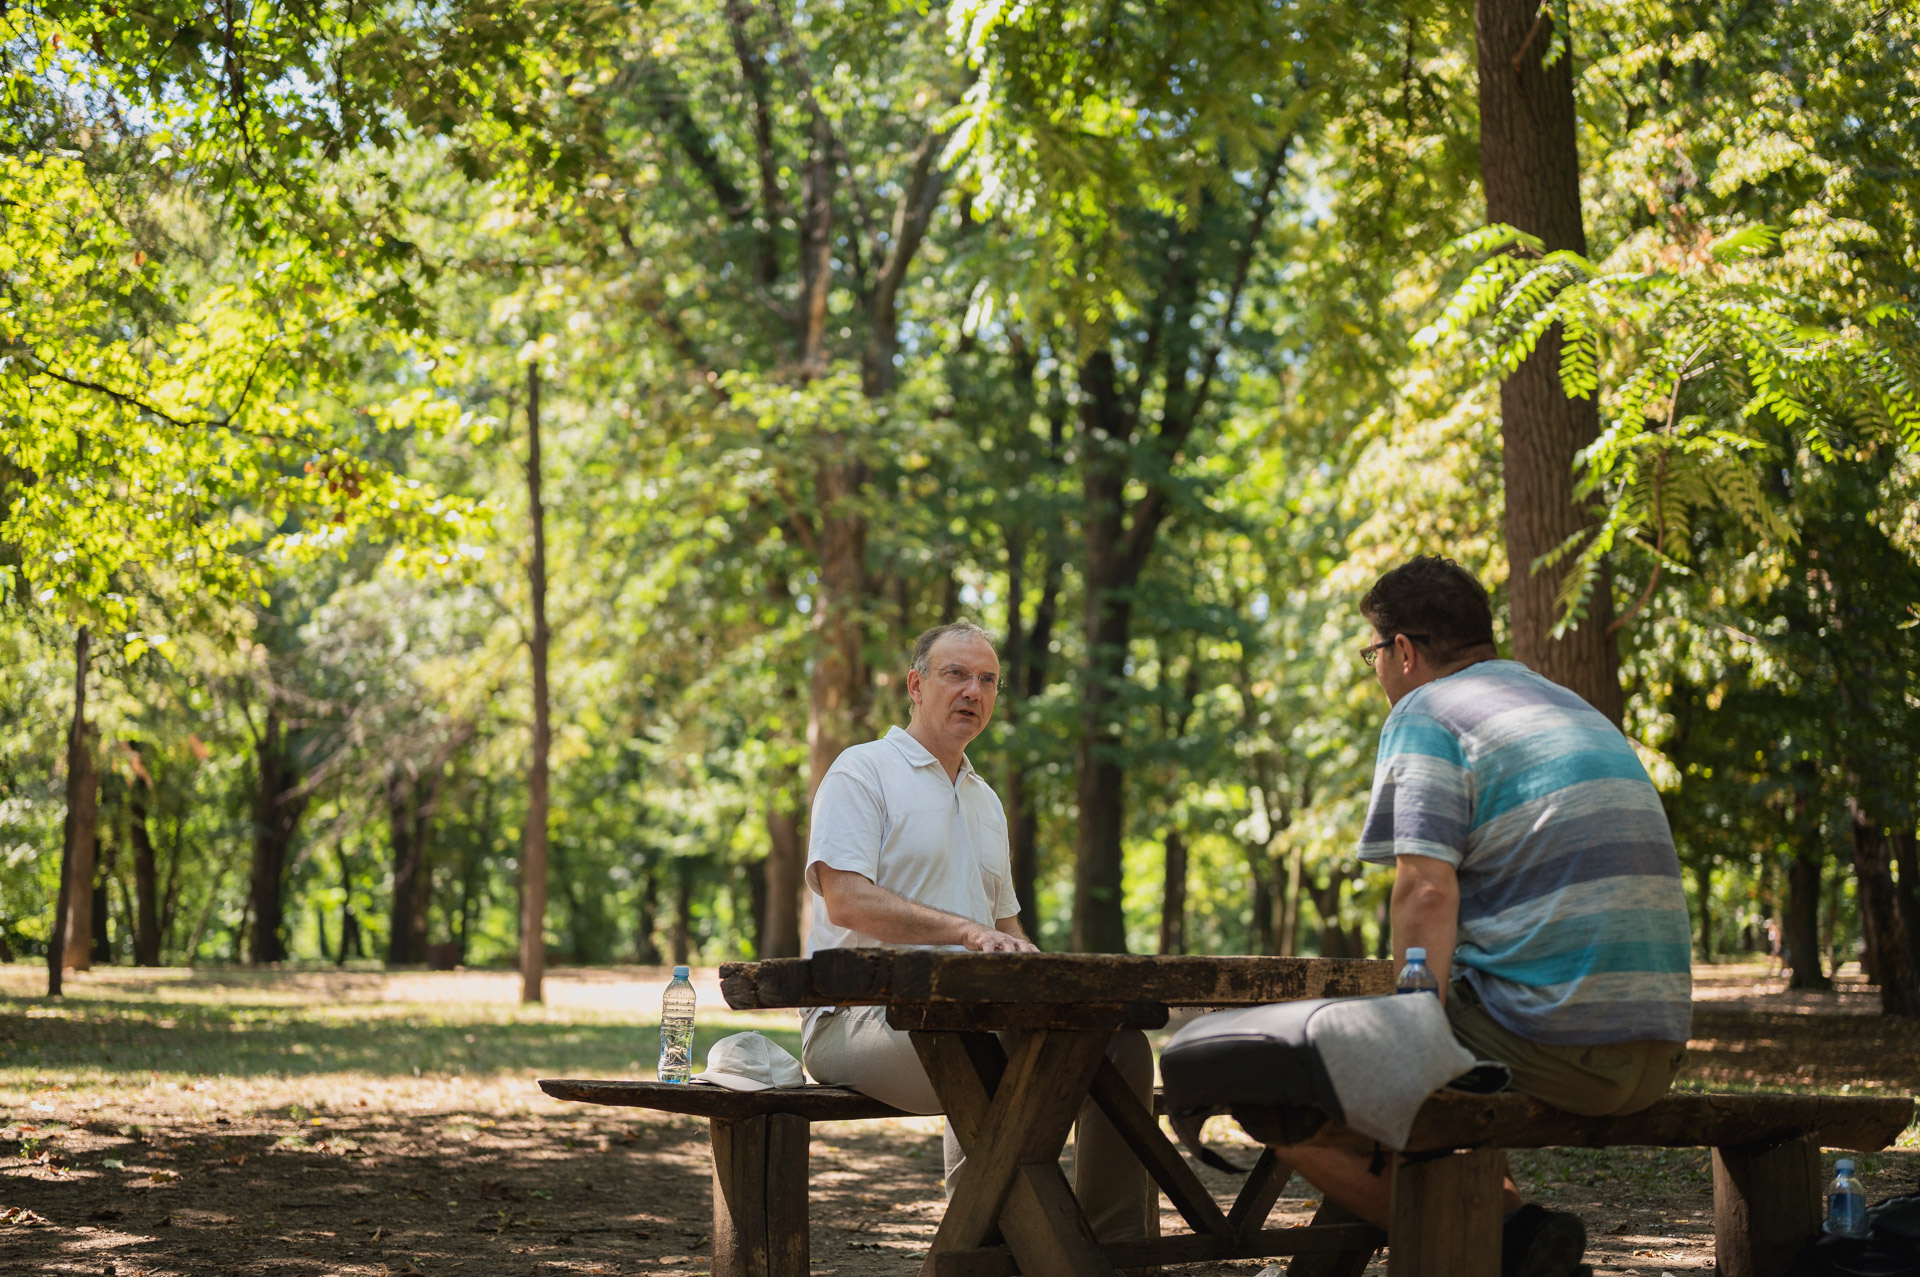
xmin=719 ymin=948 xmax=1395 ymax=1277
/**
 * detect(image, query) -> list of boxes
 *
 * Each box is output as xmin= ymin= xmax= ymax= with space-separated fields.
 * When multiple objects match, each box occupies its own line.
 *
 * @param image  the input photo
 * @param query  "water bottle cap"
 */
xmin=1405 ymin=947 xmax=1426 ymax=961
xmin=1836 ymin=1158 xmax=1854 ymax=1172
xmin=673 ymin=965 xmax=691 ymax=979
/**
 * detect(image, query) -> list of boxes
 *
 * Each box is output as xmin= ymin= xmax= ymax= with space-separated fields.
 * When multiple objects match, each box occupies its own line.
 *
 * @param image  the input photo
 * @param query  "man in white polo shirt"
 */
xmin=800 ymin=620 xmax=1154 ymax=1245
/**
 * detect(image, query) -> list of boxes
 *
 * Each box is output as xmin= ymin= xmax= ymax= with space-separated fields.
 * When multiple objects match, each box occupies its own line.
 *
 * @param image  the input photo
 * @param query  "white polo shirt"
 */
xmin=804 ymin=725 xmax=1022 ymax=958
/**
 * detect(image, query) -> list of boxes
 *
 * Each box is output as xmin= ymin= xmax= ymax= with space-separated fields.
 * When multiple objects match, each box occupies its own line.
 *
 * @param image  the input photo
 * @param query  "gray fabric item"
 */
xmin=1309 ymin=994 xmax=1475 ymax=1148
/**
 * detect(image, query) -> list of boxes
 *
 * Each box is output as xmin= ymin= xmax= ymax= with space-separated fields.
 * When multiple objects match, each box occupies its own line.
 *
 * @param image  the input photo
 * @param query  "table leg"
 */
xmin=1713 ymin=1136 xmax=1821 ymax=1277
xmin=709 ymin=1113 xmax=810 ymax=1277
xmin=1387 ymin=1148 xmax=1502 ymax=1277
xmin=912 ymin=1028 xmax=1121 ymax=1277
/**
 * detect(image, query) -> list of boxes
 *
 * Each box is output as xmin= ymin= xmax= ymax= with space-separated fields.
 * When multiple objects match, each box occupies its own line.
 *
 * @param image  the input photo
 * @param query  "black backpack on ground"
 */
xmin=1788 ymin=1196 xmax=1920 ymax=1277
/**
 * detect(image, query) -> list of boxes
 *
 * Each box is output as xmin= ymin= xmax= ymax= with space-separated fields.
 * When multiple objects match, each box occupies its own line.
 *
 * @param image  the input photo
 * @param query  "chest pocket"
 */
xmin=886 ymin=798 xmax=962 ymax=863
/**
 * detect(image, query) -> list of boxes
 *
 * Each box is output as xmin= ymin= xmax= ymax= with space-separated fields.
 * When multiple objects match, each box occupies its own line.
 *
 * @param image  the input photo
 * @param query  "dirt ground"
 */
xmin=2 ymin=963 xmax=1915 ymax=1277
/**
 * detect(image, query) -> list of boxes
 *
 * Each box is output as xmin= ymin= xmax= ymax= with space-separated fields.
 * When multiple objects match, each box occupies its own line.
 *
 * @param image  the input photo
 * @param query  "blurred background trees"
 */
xmin=2 ymin=0 xmax=1915 ymax=1012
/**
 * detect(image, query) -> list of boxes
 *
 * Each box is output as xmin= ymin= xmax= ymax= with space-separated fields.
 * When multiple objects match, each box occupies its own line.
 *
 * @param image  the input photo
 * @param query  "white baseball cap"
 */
xmin=693 ymin=1031 xmax=806 ymax=1092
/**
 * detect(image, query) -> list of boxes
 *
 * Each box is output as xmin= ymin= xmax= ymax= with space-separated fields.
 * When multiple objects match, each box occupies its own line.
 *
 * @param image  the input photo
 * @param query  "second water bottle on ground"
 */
xmin=658 ymin=965 xmax=696 ymax=1084
xmin=1825 ymin=1158 xmax=1868 ymax=1238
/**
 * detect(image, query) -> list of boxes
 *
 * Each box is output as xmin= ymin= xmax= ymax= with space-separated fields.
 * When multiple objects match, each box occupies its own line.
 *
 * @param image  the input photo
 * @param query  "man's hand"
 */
xmin=961 ymin=921 xmax=1038 ymax=953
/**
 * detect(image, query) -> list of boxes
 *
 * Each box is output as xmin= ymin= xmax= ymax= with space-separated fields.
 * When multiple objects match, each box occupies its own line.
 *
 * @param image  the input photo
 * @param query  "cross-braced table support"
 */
xmin=904 ymin=1018 xmax=1387 ymax=1277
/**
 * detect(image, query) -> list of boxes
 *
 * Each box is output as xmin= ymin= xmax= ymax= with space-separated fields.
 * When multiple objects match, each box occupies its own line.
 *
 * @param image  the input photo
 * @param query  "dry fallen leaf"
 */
xmin=370 ymin=1225 xmax=385 ymax=1243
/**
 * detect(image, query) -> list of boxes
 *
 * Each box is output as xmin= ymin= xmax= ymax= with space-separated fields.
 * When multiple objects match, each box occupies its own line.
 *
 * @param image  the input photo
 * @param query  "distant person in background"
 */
xmin=1765 ymin=918 xmax=1784 ymax=977
xmin=798 ymin=621 xmax=1155 ymax=1246
xmin=1272 ymin=557 xmax=1694 ymax=1277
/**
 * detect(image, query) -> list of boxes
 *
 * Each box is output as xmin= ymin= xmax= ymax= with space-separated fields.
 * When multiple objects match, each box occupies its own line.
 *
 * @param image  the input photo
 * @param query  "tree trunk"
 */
xmin=806 ymin=455 xmax=868 ymax=806
xmin=1848 ymin=799 xmax=1920 ymax=1015
xmin=385 ymin=766 xmax=439 ymax=965
xmin=762 ymin=767 xmax=804 ymax=958
xmin=1279 ymin=842 xmax=1306 ymax=957
xmin=338 ymin=844 xmax=361 ymax=968
xmin=1158 ymin=830 xmax=1188 ymax=956
xmin=745 ymin=855 xmax=769 ymax=958
xmin=90 ymin=876 xmax=111 ymax=964
xmin=1693 ymin=858 xmax=1715 ymax=961
xmin=1475 ymin=0 xmax=1623 ymax=723
xmin=1073 ymin=354 xmax=1134 ymax=954
xmin=636 ymin=863 xmax=662 ymax=965
xmin=1892 ymin=826 xmax=1920 ymax=973
xmin=521 ymin=359 xmax=552 ymax=1005
xmin=1003 ymin=518 xmax=1063 ymax=944
xmin=54 ymin=627 xmax=95 ymax=987
xmin=1784 ymin=846 xmax=1830 ymax=991
xmin=247 ymin=705 xmax=306 ymax=965
xmin=672 ymin=865 xmax=693 ymax=967
xmin=128 ymin=744 xmax=162 ymax=967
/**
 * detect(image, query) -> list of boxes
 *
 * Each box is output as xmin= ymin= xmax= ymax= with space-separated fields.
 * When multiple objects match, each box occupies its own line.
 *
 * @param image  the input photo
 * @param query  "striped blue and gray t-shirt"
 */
xmin=1358 ymin=660 xmax=1692 ymax=1046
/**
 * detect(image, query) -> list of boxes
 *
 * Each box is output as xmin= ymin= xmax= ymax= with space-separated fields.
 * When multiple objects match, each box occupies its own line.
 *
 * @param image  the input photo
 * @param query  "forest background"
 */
xmin=3 ymin=0 xmax=1918 ymax=1014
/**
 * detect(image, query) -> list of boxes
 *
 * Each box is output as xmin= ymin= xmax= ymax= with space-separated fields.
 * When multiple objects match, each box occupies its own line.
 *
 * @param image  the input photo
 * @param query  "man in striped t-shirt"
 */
xmin=1277 ymin=557 xmax=1691 ymax=1277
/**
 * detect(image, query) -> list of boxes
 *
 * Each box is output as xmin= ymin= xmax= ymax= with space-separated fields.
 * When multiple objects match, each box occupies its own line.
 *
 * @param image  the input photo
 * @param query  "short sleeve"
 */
xmin=804 ymin=767 xmax=886 ymax=894
xmin=1356 ymin=710 xmax=1472 ymax=867
xmin=993 ymin=869 xmax=1021 ymax=922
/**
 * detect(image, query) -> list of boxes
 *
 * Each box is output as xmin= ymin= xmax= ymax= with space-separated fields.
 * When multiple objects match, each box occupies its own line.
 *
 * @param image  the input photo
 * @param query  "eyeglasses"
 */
xmin=1360 ymin=634 xmax=1429 ymax=669
xmin=931 ymin=665 xmax=1000 ymax=692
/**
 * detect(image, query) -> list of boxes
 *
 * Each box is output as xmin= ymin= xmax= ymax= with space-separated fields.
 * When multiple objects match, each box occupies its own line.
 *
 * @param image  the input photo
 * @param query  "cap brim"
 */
xmin=693 ymin=1072 xmax=775 ymax=1092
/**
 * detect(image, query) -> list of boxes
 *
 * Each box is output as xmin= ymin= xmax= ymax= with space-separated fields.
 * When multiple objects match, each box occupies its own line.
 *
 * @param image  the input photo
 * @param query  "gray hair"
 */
xmin=910 ymin=621 xmax=997 ymax=675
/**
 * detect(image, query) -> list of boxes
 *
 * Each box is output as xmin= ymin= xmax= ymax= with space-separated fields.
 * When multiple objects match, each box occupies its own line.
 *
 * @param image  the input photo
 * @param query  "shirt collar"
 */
xmin=884 ymin=725 xmax=975 ymax=780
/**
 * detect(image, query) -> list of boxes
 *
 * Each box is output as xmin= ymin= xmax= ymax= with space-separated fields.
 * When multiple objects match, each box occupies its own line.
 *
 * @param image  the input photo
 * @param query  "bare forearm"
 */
xmin=818 ymin=867 xmax=1037 ymax=952
xmin=1390 ymin=856 xmax=1460 ymax=995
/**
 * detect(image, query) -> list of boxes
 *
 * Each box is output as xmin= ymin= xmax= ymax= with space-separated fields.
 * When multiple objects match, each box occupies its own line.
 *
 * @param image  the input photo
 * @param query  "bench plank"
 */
xmin=537 ymin=1079 xmax=909 ymax=1122
xmin=1235 ymin=1089 xmax=1915 ymax=1154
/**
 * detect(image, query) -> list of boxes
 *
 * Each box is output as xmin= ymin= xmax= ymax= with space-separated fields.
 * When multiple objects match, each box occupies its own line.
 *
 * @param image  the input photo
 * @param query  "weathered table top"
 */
xmin=718 ymin=948 xmax=1395 ymax=1010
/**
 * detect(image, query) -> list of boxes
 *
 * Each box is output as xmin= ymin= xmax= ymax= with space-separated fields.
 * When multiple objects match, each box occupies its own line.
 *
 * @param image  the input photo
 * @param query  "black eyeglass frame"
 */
xmin=1361 ymin=633 xmax=1432 ymax=669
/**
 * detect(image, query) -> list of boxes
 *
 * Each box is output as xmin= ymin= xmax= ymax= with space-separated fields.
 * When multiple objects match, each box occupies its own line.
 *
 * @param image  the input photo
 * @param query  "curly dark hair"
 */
xmin=1359 ymin=556 xmax=1496 ymax=659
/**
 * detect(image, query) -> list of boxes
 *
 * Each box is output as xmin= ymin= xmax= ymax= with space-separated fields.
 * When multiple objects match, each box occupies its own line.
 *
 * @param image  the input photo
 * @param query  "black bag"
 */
xmin=1787 ymin=1197 xmax=1920 ymax=1277
xmin=1159 ymin=998 xmax=1346 ymax=1146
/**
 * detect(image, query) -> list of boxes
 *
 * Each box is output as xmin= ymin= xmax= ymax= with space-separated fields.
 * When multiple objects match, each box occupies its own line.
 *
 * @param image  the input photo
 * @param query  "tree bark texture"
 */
xmin=51 ymin=626 xmax=92 ymax=991
xmin=1073 ymin=357 xmax=1136 ymax=954
xmin=1784 ymin=845 xmax=1830 ymax=991
xmin=521 ymin=360 xmax=552 ymax=1005
xmin=1475 ymin=0 xmax=1623 ymax=723
xmin=127 ymin=744 xmax=162 ymax=967
xmin=1848 ymin=799 xmax=1919 ymax=1015
xmin=59 ymin=708 xmax=97 ymax=972
xmin=248 ymin=706 xmax=307 ymax=965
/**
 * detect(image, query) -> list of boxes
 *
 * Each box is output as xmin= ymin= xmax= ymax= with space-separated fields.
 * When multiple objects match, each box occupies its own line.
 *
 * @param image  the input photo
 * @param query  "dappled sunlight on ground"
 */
xmin=1 ymin=961 xmax=1915 ymax=1275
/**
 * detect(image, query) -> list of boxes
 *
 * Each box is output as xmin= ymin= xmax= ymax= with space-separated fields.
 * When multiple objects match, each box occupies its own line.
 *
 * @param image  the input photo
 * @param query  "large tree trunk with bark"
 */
xmin=1072 ymin=353 xmax=1136 ymax=954
xmin=521 ymin=361 xmax=552 ymax=1005
xmin=52 ymin=626 xmax=94 ymax=992
xmin=1475 ymin=0 xmax=1623 ymax=723
xmin=127 ymin=744 xmax=162 ymax=967
xmin=248 ymin=706 xmax=307 ymax=965
xmin=1784 ymin=845 xmax=1831 ymax=991
xmin=1849 ymin=799 xmax=1920 ymax=1015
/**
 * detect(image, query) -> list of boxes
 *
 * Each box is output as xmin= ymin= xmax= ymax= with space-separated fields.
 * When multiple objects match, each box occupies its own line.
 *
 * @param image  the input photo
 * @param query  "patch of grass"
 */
xmin=0 ymin=983 xmax=801 ymax=1091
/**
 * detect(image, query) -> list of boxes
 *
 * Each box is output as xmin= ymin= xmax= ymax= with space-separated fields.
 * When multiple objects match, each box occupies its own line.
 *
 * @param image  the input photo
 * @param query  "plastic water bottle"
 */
xmin=1396 ymin=946 xmax=1441 ymax=995
xmin=1825 ymin=1158 xmax=1868 ymax=1238
xmin=657 ymin=966 xmax=696 ymax=1084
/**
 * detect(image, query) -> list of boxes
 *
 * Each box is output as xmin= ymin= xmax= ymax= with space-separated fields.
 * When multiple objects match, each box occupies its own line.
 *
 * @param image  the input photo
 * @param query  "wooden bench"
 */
xmin=540 ymin=1077 xmax=1912 ymax=1277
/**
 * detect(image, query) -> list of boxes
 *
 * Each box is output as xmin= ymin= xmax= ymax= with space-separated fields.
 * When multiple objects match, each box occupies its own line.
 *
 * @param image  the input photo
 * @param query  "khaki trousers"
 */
xmin=801 ymin=1005 xmax=1156 ymax=1243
